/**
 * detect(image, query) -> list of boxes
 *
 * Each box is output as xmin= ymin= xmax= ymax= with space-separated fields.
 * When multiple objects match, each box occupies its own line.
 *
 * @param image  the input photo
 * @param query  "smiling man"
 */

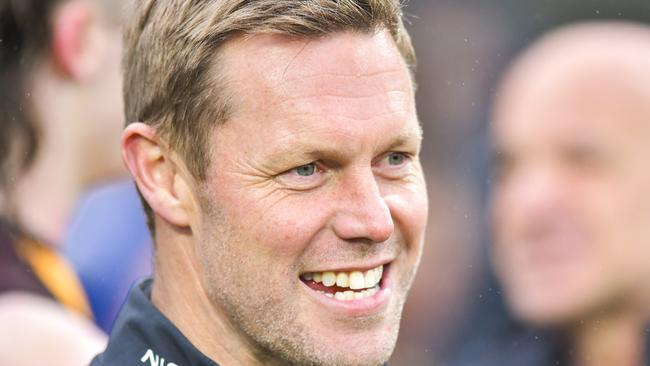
xmin=91 ymin=1 xmax=428 ymax=366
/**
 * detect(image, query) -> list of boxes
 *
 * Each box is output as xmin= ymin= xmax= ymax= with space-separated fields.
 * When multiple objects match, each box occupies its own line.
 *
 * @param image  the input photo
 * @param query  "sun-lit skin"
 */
xmin=132 ymin=30 xmax=428 ymax=366
xmin=490 ymin=24 xmax=650 ymax=331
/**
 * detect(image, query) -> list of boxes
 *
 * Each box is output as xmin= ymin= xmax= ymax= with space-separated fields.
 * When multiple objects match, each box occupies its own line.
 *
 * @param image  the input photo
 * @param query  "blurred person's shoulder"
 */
xmin=0 ymin=220 xmax=51 ymax=296
xmin=0 ymin=291 xmax=106 ymax=366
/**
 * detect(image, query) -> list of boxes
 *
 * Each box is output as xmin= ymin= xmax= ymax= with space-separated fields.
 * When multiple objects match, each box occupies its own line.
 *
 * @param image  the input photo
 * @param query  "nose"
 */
xmin=331 ymin=169 xmax=394 ymax=243
xmin=498 ymin=165 xmax=566 ymax=218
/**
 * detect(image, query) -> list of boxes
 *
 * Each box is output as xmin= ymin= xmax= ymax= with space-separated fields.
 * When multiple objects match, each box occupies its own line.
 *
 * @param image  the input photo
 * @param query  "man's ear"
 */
xmin=50 ymin=0 xmax=102 ymax=79
xmin=121 ymin=123 xmax=195 ymax=228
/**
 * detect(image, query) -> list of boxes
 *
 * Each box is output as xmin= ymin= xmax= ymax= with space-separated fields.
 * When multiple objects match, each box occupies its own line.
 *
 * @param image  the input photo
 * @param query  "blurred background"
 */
xmin=4 ymin=0 xmax=650 ymax=365
xmin=395 ymin=1 xmax=650 ymax=365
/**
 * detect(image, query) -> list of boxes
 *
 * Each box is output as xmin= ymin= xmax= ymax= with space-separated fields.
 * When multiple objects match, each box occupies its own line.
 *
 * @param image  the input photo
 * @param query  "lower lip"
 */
xmin=300 ymin=265 xmax=392 ymax=317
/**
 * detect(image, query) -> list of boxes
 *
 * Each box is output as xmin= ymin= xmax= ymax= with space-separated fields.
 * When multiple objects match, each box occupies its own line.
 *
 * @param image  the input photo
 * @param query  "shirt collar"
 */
xmin=93 ymin=278 xmax=219 ymax=366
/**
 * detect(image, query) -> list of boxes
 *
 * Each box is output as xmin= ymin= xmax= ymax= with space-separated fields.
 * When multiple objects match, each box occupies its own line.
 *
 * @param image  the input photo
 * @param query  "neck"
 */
xmin=151 ymin=226 xmax=265 ymax=366
xmin=569 ymin=306 xmax=645 ymax=366
xmin=12 ymin=152 xmax=84 ymax=245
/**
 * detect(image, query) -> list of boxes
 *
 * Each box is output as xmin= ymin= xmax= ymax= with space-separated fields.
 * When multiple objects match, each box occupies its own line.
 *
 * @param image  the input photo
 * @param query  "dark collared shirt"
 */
xmin=91 ymin=278 xmax=220 ymax=366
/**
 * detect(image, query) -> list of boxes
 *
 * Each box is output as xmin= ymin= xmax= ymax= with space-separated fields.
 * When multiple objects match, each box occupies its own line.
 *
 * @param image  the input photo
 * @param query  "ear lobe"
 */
xmin=50 ymin=0 xmax=99 ymax=79
xmin=121 ymin=123 xmax=194 ymax=228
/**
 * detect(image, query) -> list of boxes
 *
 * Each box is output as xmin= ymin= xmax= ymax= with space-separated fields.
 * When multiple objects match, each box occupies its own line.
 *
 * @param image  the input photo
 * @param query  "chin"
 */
xmin=507 ymin=289 xmax=597 ymax=328
xmin=320 ymin=344 xmax=393 ymax=366
xmin=305 ymin=312 xmax=399 ymax=366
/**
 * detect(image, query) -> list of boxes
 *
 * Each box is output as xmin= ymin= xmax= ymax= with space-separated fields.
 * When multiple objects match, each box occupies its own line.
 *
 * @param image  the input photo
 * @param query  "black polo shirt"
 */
xmin=90 ymin=278 xmax=220 ymax=366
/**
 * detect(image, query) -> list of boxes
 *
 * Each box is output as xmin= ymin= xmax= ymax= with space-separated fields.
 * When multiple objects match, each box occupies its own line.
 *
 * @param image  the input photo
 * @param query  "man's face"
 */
xmin=491 ymin=62 xmax=650 ymax=326
xmin=192 ymin=31 xmax=427 ymax=365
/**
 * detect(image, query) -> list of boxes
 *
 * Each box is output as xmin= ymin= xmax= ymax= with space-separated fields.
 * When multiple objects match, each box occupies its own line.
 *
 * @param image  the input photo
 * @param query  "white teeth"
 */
xmin=349 ymin=271 xmax=365 ymax=290
xmin=336 ymin=272 xmax=349 ymax=287
xmin=327 ymin=286 xmax=380 ymax=301
xmin=303 ymin=265 xmax=384 ymax=290
xmin=364 ymin=270 xmax=376 ymax=288
xmin=322 ymin=272 xmax=336 ymax=287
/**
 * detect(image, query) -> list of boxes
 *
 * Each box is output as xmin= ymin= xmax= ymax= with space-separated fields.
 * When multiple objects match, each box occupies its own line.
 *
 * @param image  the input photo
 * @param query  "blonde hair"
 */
xmin=123 ymin=0 xmax=416 ymax=228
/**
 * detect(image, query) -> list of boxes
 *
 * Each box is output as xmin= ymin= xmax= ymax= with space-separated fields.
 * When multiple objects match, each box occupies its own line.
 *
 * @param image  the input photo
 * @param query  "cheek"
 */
xmin=589 ymin=189 xmax=650 ymax=265
xmin=253 ymin=206 xmax=330 ymax=258
xmin=222 ymin=189 xmax=334 ymax=260
xmin=560 ymin=180 xmax=650 ymax=291
xmin=384 ymin=181 xmax=428 ymax=245
xmin=579 ymin=179 xmax=642 ymax=241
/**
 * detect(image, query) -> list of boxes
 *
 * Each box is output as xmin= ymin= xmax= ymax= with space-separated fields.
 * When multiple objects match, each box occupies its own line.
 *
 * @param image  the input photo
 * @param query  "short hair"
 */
xmin=123 ymin=0 xmax=417 ymax=231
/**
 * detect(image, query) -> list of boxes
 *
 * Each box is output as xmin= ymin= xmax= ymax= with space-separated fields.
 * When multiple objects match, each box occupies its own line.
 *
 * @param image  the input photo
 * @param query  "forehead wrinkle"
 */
xmin=273 ymin=69 xmax=410 ymax=98
xmin=268 ymin=70 xmax=413 ymax=122
xmin=266 ymin=91 xmax=411 ymax=122
xmin=222 ymin=32 xmax=412 ymax=121
xmin=224 ymin=70 xmax=412 ymax=120
xmin=275 ymin=89 xmax=408 ymax=102
xmin=274 ymin=69 xmax=407 ymax=86
xmin=263 ymin=115 xmax=422 ymax=165
xmin=269 ymin=30 xmax=406 ymax=82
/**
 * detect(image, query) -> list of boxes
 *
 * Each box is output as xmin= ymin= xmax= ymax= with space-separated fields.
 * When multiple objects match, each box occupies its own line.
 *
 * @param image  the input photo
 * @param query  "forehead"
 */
xmin=226 ymin=30 xmax=406 ymax=79
xmin=213 ymin=30 xmax=418 ymax=146
xmin=223 ymin=31 xmax=410 ymax=106
xmin=493 ymin=48 xmax=650 ymax=148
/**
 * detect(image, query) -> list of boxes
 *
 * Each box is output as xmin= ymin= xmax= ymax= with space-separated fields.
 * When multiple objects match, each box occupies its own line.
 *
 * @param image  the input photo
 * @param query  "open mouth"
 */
xmin=300 ymin=265 xmax=385 ymax=301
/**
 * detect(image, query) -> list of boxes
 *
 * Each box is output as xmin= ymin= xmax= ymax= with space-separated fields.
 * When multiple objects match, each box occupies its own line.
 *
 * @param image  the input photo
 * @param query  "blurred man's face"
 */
xmin=491 ymin=62 xmax=650 ymax=326
xmin=192 ymin=31 xmax=428 ymax=365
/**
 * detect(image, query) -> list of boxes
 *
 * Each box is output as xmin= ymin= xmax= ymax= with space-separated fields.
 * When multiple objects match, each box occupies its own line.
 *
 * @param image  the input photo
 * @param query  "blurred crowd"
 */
xmin=2 ymin=0 xmax=650 ymax=365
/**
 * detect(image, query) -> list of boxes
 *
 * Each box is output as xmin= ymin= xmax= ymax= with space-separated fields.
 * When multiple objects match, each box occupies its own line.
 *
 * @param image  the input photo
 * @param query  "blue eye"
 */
xmin=387 ymin=152 xmax=406 ymax=166
xmin=295 ymin=163 xmax=317 ymax=176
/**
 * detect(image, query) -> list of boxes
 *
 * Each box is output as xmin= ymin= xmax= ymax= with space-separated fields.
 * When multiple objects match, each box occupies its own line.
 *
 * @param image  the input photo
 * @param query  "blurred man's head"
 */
xmin=491 ymin=22 xmax=650 ymax=327
xmin=0 ymin=0 xmax=124 ymax=188
xmin=0 ymin=0 xmax=125 ymax=239
xmin=121 ymin=1 xmax=428 ymax=365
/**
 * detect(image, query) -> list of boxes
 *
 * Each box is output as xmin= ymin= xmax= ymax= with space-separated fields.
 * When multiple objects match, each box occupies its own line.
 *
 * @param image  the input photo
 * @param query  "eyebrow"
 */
xmin=388 ymin=125 xmax=423 ymax=149
xmin=267 ymin=123 xmax=424 ymax=168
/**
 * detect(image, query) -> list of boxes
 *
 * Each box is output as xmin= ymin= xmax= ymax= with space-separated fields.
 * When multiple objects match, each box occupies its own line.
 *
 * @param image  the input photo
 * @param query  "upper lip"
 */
xmin=300 ymin=258 xmax=393 ymax=274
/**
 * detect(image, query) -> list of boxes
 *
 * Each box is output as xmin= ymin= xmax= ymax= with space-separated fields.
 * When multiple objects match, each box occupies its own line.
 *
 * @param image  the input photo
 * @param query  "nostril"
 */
xmin=369 ymin=216 xmax=394 ymax=243
xmin=331 ymin=205 xmax=394 ymax=243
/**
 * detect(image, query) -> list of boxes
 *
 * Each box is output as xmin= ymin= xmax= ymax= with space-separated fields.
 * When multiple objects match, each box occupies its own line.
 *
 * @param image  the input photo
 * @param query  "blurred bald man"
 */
xmin=488 ymin=22 xmax=650 ymax=366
